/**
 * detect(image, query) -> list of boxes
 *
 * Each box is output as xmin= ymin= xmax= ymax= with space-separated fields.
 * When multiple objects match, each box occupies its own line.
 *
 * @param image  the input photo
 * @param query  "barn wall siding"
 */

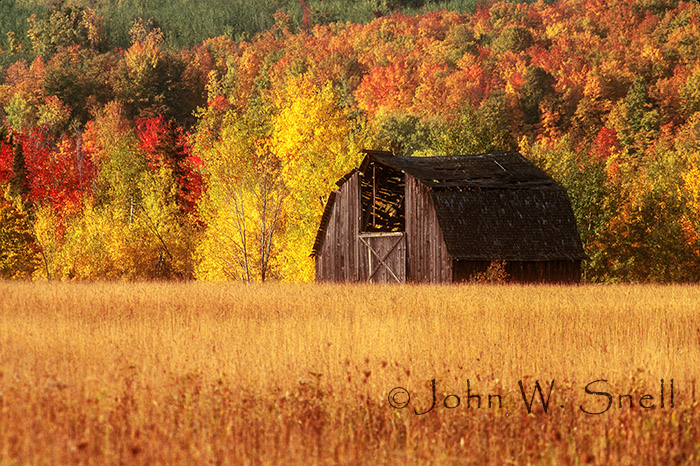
xmin=405 ymin=175 xmax=452 ymax=283
xmin=452 ymin=260 xmax=582 ymax=283
xmin=316 ymin=172 xmax=360 ymax=282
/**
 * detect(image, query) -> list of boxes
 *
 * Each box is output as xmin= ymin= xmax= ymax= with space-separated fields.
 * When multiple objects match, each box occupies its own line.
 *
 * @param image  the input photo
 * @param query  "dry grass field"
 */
xmin=1 ymin=281 xmax=700 ymax=465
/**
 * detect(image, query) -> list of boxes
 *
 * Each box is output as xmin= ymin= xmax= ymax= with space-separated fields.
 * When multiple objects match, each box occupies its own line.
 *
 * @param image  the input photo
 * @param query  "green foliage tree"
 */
xmin=4 ymin=93 xmax=36 ymax=132
xmin=520 ymin=137 xmax=610 ymax=281
xmin=371 ymin=0 xmax=426 ymax=14
xmin=42 ymin=48 xmax=114 ymax=126
xmin=9 ymin=137 xmax=29 ymax=199
xmin=373 ymin=110 xmax=434 ymax=156
xmin=680 ymin=67 xmax=700 ymax=117
xmin=491 ymin=25 xmax=533 ymax=54
xmin=621 ymin=77 xmax=660 ymax=150
xmin=520 ymin=65 xmax=556 ymax=127
xmin=432 ymin=91 xmax=517 ymax=156
xmin=110 ymin=21 xmax=201 ymax=124
xmin=27 ymin=6 xmax=105 ymax=57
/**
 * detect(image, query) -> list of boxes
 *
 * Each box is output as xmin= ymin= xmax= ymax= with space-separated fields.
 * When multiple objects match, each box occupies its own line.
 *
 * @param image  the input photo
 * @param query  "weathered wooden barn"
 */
xmin=311 ymin=150 xmax=587 ymax=283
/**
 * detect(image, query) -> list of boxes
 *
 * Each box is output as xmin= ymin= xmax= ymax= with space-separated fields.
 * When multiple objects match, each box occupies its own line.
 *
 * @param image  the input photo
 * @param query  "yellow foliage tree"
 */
xmin=195 ymin=104 xmax=287 ymax=282
xmin=31 ymin=203 xmax=60 ymax=280
xmin=31 ymin=103 xmax=197 ymax=280
xmin=0 ymin=187 xmax=40 ymax=278
xmin=34 ymin=168 xmax=195 ymax=280
xmin=271 ymin=76 xmax=366 ymax=280
xmin=195 ymin=77 xmax=366 ymax=282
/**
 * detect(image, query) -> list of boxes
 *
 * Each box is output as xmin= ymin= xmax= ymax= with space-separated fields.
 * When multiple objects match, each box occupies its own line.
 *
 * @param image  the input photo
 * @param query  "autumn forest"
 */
xmin=1 ymin=0 xmax=700 ymax=282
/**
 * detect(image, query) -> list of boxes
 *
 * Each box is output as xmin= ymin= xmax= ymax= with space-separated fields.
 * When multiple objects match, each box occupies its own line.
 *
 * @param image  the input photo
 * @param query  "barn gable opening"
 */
xmin=357 ymin=159 xmax=407 ymax=283
xmin=360 ymin=161 xmax=405 ymax=232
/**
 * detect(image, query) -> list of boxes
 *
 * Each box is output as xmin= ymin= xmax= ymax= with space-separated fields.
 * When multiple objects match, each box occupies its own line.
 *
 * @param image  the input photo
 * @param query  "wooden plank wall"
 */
xmin=405 ymin=176 xmax=452 ymax=283
xmin=504 ymin=260 xmax=582 ymax=283
xmin=315 ymin=173 xmax=360 ymax=281
xmin=452 ymin=260 xmax=582 ymax=283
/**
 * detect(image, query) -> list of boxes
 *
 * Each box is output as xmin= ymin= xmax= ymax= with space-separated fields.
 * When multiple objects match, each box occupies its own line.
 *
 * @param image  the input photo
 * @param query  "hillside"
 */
xmin=1 ymin=0 xmax=699 ymax=282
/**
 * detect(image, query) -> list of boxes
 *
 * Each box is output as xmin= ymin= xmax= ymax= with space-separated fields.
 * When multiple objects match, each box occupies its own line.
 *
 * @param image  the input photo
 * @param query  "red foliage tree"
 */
xmin=0 ymin=140 xmax=12 ymax=185
xmin=19 ymin=127 xmax=94 ymax=215
xmin=137 ymin=115 xmax=203 ymax=213
xmin=592 ymin=127 xmax=621 ymax=162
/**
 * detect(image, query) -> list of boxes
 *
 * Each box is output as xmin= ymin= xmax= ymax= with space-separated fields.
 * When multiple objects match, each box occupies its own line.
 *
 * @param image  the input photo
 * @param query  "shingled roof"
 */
xmin=431 ymin=187 xmax=586 ymax=261
xmin=312 ymin=151 xmax=587 ymax=261
xmin=360 ymin=151 xmax=586 ymax=261
xmin=362 ymin=150 xmax=556 ymax=188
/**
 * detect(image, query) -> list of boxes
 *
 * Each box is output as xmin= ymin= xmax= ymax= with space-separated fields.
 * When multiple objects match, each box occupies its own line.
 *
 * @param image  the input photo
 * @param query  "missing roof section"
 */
xmin=360 ymin=160 xmax=405 ymax=232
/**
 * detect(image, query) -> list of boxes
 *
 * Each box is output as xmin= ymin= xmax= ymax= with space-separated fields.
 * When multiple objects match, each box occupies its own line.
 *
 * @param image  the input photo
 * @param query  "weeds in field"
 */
xmin=469 ymin=260 xmax=509 ymax=283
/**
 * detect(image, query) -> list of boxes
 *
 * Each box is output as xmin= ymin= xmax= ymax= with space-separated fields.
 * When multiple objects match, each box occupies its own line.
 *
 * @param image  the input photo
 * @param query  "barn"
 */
xmin=311 ymin=150 xmax=587 ymax=283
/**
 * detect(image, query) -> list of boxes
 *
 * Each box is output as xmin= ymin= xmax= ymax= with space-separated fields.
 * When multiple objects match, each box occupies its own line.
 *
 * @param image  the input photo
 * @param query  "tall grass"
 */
xmin=0 ymin=281 xmax=699 ymax=464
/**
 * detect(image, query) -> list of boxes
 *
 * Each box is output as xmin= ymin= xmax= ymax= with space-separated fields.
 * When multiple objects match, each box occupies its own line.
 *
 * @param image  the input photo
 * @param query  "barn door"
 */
xmin=358 ymin=232 xmax=406 ymax=283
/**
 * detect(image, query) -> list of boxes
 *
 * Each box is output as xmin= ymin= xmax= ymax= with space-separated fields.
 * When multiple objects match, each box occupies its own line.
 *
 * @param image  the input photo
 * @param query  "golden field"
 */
xmin=0 ymin=281 xmax=699 ymax=465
